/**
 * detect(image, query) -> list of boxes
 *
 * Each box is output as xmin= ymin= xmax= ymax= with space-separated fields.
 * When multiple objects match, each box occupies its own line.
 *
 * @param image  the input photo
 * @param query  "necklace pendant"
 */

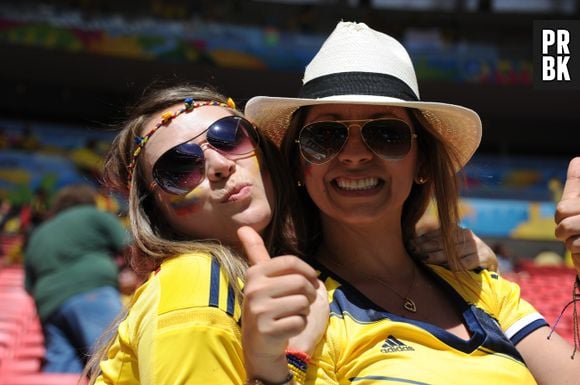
xmin=403 ymin=298 xmax=417 ymax=313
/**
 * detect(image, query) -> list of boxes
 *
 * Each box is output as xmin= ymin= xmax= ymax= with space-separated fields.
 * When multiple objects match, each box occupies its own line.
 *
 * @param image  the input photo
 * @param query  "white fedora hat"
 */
xmin=245 ymin=21 xmax=482 ymax=169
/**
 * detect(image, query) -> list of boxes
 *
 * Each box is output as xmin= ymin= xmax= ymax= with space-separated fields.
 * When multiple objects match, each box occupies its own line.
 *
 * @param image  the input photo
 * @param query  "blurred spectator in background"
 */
xmin=29 ymin=186 xmax=51 ymax=229
xmin=492 ymin=242 xmax=514 ymax=273
xmin=13 ymin=126 xmax=41 ymax=152
xmin=18 ymin=186 xmax=52 ymax=249
xmin=0 ymin=127 xmax=8 ymax=149
xmin=24 ymin=183 xmax=131 ymax=373
xmin=533 ymin=250 xmax=564 ymax=267
xmin=0 ymin=198 xmax=13 ymax=231
xmin=70 ymin=138 xmax=106 ymax=181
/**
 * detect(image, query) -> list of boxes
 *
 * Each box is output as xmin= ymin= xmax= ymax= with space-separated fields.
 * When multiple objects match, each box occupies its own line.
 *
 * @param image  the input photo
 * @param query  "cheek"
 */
xmin=302 ymin=162 xmax=313 ymax=179
xmin=302 ymin=162 xmax=322 ymax=189
xmin=167 ymin=190 xmax=204 ymax=217
xmin=250 ymin=156 xmax=262 ymax=178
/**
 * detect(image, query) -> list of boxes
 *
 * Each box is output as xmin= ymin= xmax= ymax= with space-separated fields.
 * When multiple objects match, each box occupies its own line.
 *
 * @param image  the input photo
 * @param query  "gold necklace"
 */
xmin=367 ymin=264 xmax=417 ymax=313
xmin=322 ymin=256 xmax=417 ymax=313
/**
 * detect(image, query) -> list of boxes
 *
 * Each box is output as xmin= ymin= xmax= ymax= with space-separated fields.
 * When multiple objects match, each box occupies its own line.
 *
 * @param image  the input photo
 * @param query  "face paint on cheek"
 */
xmin=252 ymin=155 xmax=269 ymax=181
xmin=251 ymin=155 xmax=262 ymax=174
xmin=168 ymin=192 xmax=203 ymax=217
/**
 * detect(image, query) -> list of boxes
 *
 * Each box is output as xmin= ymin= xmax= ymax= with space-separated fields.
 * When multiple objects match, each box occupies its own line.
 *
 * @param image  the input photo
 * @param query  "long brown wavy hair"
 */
xmin=84 ymin=84 xmax=299 ymax=383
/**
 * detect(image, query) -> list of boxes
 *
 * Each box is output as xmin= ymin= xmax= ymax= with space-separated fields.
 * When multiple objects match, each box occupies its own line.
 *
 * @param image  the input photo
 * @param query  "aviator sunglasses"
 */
xmin=152 ymin=115 xmax=259 ymax=195
xmin=296 ymin=118 xmax=418 ymax=164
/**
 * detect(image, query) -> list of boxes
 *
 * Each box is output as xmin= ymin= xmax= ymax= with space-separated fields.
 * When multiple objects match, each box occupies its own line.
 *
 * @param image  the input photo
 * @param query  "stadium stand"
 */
xmin=0 ymin=264 xmax=85 ymax=385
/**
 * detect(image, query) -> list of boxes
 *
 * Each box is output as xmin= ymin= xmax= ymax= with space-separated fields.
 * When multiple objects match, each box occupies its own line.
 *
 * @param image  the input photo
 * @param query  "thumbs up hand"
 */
xmin=238 ymin=226 xmax=328 ymax=384
xmin=555 ymin=157 xmax=580 ymax=277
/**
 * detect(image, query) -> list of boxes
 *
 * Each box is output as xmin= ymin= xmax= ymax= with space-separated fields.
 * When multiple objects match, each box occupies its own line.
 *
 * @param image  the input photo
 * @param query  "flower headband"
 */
xmin=126 ymin=97 xmax=236 ymax=187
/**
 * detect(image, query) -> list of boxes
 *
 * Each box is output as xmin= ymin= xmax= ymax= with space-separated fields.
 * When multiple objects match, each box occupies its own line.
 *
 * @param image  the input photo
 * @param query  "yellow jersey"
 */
xmin=307 ymin=265 xmax=545 ymax=385
xmin=96 ymin=253 xmax=245 ymax=384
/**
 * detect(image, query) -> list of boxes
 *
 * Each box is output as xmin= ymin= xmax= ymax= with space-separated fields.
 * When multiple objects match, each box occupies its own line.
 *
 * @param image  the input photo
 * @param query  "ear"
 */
xmin=414 ymin=153 xmax=428 ymax=184
xmin=296 ymin=159 xmax=306 ymax=187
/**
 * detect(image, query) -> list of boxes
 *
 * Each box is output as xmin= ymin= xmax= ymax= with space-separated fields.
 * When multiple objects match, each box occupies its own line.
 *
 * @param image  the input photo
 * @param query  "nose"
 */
xmin=336 ymin=125 xmax=374 ymax=165
xmin=204 ymin=147 xmax=236 ymax=182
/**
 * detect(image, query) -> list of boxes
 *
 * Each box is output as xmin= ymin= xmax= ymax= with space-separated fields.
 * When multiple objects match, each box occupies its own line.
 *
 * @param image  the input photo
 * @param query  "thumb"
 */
xmin=561 ymin=157 xmax=580 ymax=201
xmin=237 ymin=226 xmax=271 ymax=266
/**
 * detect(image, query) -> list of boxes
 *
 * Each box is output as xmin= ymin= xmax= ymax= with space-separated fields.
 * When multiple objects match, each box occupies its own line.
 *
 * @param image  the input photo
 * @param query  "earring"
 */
xmin=415 ymin=176 xmax=427 ymax=185
xmin=297 ymin=180 xmax=303 ymax=187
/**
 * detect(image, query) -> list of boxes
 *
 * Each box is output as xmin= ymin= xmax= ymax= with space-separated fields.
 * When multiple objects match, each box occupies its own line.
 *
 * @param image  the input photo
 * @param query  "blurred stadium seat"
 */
xmin=0 ymin=265 xmax=86 ymax=385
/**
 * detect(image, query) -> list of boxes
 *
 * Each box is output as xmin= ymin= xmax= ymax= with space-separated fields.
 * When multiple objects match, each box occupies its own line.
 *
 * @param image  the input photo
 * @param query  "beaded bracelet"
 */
xmin=285 ymin=350 xmax=311 ymax=385
xmin=548 ymin=274 xmax=580 ymax=358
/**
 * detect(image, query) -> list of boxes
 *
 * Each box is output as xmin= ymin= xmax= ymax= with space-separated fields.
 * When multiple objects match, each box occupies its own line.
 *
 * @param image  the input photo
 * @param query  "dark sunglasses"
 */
xmin=152 ymin=116 xmax=259 ymax=195
xmin=296 ymin=118 xmax=418 ymax=164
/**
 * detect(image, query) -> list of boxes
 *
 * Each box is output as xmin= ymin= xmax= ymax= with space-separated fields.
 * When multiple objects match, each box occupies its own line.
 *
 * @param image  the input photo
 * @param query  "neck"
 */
xmin=316 ymin=214 xmax=414 ymax=277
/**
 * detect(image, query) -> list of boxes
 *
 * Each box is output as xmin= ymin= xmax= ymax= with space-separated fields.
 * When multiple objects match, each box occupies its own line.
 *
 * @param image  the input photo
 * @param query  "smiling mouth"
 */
xmin=334 ymin=177 xmax=381 ymax=191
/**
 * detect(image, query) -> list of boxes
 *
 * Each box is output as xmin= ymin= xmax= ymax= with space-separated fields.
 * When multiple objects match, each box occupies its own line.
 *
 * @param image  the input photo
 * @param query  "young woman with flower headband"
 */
xmin=84 ymin=82 xmax=497 ymax=385
xmin=242 ymin=22 xmax=580 ymax=385
xmin=84 ymin=84 xmax=329 ymax=384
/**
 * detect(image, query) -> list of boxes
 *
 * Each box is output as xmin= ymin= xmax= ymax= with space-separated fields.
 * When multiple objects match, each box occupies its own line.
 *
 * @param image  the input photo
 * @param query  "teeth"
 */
xmin=335 ymin=177 xmax=379 ymax=191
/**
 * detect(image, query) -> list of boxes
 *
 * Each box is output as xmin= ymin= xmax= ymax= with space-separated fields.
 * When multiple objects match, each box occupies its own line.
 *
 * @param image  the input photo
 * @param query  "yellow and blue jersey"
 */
xmin=307 ymin=264 xmax=546 ymax=385
xmin=96 ymin=252 xmax=245 ymax=385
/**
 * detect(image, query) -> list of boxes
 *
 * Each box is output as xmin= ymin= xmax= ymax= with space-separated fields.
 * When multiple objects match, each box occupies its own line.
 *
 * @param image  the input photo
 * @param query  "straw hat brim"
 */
xmin=245 ymin=94 xmax=482 ymax=169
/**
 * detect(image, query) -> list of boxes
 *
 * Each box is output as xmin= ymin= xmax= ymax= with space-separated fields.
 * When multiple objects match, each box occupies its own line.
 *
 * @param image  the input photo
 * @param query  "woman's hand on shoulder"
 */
xmin=411 ymin=225 xmax=498 ymax=272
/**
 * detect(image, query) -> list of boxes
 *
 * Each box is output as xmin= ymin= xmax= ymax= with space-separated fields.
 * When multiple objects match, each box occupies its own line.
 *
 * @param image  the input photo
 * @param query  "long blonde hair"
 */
xmin=84 ymin=84 xmax=298 ymax=383
xmin=281 ymin=106 xmax=463 ymax=269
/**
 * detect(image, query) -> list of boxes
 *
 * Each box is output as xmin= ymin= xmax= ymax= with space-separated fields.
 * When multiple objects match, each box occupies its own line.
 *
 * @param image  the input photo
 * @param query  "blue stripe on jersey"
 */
xmin=510 ymin=319 xmax=549 ymax=345
xmin=209 ymin=258 xmax=220 ymax=308
xmin=470 ymin=306 xmax=524 ymax=362
xmin=227 ymin=284 xmax=235 ymax=316
xmin=350 ymin=375 xmax=430 ymax=384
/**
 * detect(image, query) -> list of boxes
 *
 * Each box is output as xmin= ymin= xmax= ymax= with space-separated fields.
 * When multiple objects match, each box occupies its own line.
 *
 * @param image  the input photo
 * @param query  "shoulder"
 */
xmin=152 ymin=253 xmax=241 ymax=319
xmin=427 ymin=264 xmax=501 ymax=287
xmin=427 ymin=265 xmax=506 ymax=305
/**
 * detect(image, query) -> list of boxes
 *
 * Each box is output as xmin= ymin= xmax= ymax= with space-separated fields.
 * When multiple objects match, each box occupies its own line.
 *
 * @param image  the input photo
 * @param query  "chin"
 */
xmin=233 ymin=205 xmax=272 ymax=234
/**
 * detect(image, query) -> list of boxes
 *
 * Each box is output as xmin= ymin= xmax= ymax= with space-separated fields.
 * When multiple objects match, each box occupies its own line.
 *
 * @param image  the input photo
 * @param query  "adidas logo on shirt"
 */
xmin=380 ymin=335 xmax=415 ymax=353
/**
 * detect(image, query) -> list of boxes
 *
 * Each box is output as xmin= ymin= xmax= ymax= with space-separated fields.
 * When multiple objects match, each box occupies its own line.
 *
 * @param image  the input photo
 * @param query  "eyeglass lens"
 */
xmin=152 ymin=116 xmax=258 ymax=195
xmin=298 ymin=119 xmax=413 ymax=164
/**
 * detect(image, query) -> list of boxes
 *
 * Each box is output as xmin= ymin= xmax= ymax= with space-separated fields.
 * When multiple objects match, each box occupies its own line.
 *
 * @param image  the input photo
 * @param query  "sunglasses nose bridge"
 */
xmin=340 ymin=122 xmax=367 ymax=148
xmin=344 ymin=122 xmax=363 ymax=130
xmin=336 ymin=125 xmax=374 ymax=163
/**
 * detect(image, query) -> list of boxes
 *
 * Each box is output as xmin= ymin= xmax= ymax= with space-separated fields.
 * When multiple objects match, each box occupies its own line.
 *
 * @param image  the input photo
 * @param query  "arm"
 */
xmin=516 ymin=327 xmax=580 ymax=385
xmin=514 ymin=157 xmax=580 ymax=384
xmin=555 ymin=157 xmax=580 ymax=278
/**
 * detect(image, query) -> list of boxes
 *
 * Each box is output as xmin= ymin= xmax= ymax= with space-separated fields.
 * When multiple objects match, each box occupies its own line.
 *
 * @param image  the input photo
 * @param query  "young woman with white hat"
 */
xmin=242 ymin=21 xmax=580 ymax=385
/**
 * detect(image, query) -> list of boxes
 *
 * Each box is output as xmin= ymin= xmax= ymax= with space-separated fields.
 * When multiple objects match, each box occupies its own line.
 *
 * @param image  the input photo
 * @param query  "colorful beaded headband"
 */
xmin=126 ymin=97 xmax=236 ymax=187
